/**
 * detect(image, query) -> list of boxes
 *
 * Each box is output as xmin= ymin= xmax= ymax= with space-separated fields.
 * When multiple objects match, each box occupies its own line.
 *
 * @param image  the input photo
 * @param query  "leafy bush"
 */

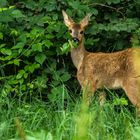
xmin=0 ymin=0 xmax=140 ymax=100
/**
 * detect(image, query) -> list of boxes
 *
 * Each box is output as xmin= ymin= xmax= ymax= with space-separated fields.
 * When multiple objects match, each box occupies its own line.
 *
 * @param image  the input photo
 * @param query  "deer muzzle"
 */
xmin=73 ymin=37 xmax=79 ymax=43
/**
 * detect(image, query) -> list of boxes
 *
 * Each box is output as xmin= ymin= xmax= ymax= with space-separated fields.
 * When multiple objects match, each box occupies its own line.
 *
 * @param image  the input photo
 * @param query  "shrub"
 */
xmin=0 ymin=0 xmax=140 ymax=101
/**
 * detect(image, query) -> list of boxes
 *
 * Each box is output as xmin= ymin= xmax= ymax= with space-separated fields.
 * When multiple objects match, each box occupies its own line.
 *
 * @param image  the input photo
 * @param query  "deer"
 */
xmin=62 ymin=10 xmax=140 ymax=116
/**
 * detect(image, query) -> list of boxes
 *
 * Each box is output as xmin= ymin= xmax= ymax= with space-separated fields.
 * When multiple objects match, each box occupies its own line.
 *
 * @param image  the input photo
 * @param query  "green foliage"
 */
xmin=0 ymin=1 xmax=71 ymax=99
xmin=0 ymin=1 xmax=140 ymax=140
xmin=0 ymin=2 xmax=140 ymax=139
xmin=0 ymin=0 xmax=139 ymax=99
xmin=61 ymin=40 xmax=78 ymax=54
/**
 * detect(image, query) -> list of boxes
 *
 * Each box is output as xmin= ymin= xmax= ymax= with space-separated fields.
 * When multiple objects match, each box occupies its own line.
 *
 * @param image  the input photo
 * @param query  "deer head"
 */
xmin=62 ymin=10 xmax=91 ymax=43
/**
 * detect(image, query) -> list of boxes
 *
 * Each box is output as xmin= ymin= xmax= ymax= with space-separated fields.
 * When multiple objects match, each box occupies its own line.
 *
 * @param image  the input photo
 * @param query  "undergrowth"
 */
xmin=1 ymin=87 xmax=140 ymax=140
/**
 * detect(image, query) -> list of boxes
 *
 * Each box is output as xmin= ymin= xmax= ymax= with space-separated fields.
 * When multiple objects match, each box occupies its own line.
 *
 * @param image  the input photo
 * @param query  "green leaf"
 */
xmin=0 ymin=32 xmax=3 ymax=40
xmin=24 ymin=63 xmax=39 ymax=73
xmin=60 ymin=40 xmax=78 ymax=55
xmin=43 ymin=40 xmax=53 ymax=48
xmin=69 ymin=1 xmax=80 ymax=9
xmin=0 ymin=44 xmax=5 ymax=49
xmin=1 ymin=48 xmax=12 ymax=55
xmin=0 ymin=8 xmax=13 ymax=22
xmin=10 ymin=28 xmax=19 ymax=36
xmin=35 ymin=76 xmax=47 ymax=89
xmin=16 ymin=70 xmax=25 ymax=79
xmin=69 ymin=40 xmax=78 ymax=48
xmin=35 ymin=53 xmax=46 ymax=65
xmin=13 ymin=59 xmax=20 ymax=66
xmin=8 ymin=59 xmax=21 ymax=66
xmin=24 ymin=49 xmax=32 ymax=57
xmin=11 ymin=10 xmax=25 ymax=18
xmin=18 ymin=33 xmax=27 ymax=43
xmin=28 ymin=65 xmax=35 ymax=73
xmin=61 ymin=72 xmax=71 ymax=82
xmin=61 ymin=42 xmax=70 ymax=55
xmin=32 ymin=43 xmax=43 ymax=52
xmin=12 ymin=42 xmax=24 ymax=49
xmin=91 ymin=8 xmax=98 ymax=16
xmin=113 ymin=97 xmax=128 ymax=106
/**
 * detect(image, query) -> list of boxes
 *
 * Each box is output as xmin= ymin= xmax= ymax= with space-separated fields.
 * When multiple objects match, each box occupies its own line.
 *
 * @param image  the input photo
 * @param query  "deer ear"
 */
xmin=80 ymin=13 xmax=91 ymax=28
xmin=62 ymin=10 xmax=74 ymax=27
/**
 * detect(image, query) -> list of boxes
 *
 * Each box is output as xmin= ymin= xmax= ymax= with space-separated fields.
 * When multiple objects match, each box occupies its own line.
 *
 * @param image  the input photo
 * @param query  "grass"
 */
xmin=1 ymin=86 xmax=140 ymax=140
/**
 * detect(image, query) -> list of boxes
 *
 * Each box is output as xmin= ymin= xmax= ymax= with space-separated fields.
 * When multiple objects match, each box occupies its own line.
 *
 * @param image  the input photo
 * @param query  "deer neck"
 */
xmin=71 ymin=39 xmax=88 ymax=69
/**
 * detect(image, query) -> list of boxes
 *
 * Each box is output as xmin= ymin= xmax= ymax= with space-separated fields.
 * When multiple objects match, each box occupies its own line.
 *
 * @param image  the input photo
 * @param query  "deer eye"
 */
xmin=80 ymin=31 xmax=83 ymax=34
xmin=69 ymin=30 xmax=72 ymax=33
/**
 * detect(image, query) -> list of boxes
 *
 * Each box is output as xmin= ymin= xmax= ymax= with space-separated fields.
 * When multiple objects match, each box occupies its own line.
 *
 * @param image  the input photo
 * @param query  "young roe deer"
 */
xmin=62 ymin=10 xmax=140 ymax=115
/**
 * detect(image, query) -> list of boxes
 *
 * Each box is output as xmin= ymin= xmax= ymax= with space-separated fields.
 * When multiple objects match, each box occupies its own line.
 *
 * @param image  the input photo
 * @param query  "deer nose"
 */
xmin=73 ymin=37 xmax=79 ymax=42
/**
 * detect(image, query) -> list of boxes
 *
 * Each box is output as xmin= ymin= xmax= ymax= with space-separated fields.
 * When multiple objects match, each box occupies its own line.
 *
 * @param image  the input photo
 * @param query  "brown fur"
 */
xmin=62 ymin=10 xmax=140 ymax=115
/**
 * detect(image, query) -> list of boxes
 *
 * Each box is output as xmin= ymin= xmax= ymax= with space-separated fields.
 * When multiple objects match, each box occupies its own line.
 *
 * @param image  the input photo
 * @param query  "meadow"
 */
xmin=1 ymin=87 xmax=140 ymax=140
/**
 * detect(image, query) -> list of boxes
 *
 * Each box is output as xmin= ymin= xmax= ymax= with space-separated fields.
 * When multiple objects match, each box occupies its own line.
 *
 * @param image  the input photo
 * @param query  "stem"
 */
xmin=89 ymin=3 xmax=125 ymax=19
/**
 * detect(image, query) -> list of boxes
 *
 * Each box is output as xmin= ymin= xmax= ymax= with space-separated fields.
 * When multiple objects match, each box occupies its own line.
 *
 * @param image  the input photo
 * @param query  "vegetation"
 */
xmin=0 ymin=0 xmax=140 ymax=139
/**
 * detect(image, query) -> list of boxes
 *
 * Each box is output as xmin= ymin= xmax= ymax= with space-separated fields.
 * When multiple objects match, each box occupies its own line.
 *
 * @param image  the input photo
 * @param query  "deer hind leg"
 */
xmin=122 ymin=78 xmax=140 ymax=117
xmin=98 ymin=91 xmax=106 ymax=106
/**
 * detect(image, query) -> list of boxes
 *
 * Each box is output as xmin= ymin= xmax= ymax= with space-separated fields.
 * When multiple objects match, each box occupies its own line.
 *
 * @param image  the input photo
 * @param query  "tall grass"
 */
xmin=0 ymin=85 xmax=140 ymax=140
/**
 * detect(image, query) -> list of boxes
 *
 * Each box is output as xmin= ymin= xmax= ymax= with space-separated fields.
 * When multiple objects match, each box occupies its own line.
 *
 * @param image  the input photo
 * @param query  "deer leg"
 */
xmin=123 ymin=78 xmax=140 ymax=117
xmin=98 ymin=91 xmax=106 ymax=106
xmin=81 ymin=79 xmax=96 ymax=106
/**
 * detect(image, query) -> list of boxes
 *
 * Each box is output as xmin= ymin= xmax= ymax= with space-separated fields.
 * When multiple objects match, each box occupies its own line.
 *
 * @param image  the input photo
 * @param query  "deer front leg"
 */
xmin=81 ymin=79 xmax=96 ymax=106
xmin=77 ymin=69 xmax=96 ymax=105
